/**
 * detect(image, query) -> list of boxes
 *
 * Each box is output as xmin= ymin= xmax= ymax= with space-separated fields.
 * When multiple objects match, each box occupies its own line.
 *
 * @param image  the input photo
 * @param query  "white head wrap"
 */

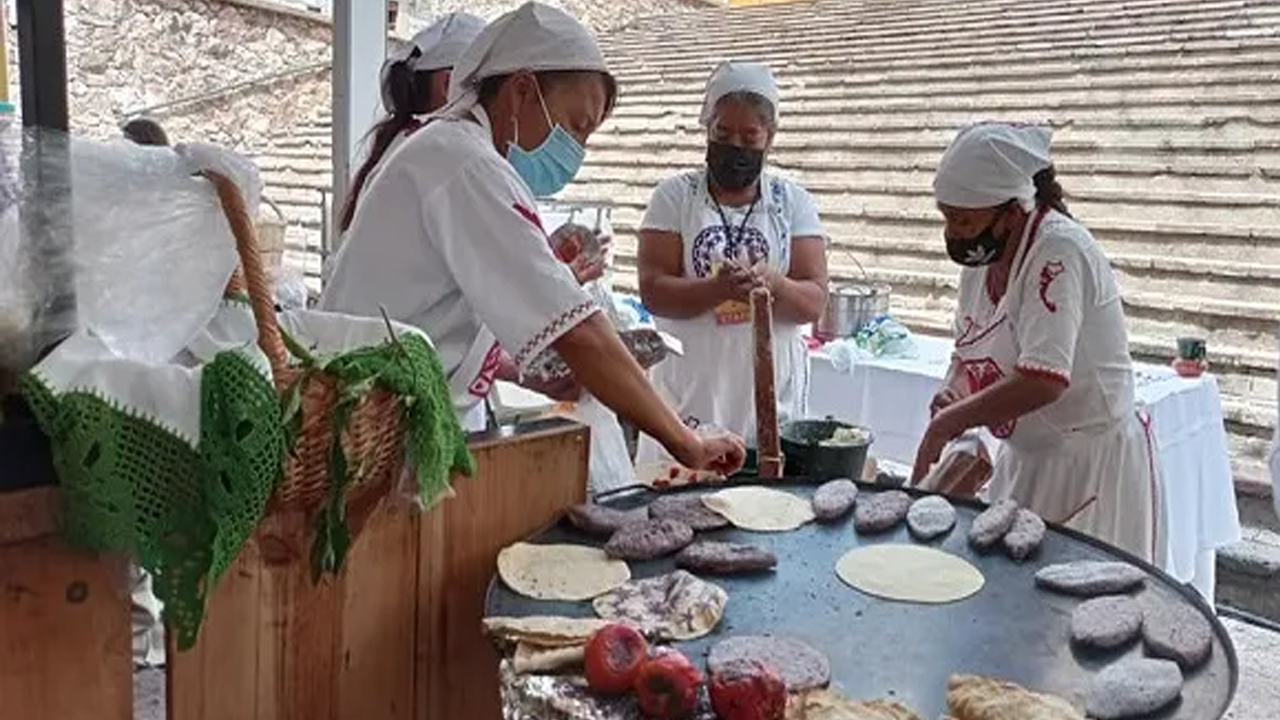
xmin=933 ymin=122 xmax=1054 ymax=209
xmin=699 ymin=61 xmax=780 ymax=127
xmin=441 ymin=2 xmax=611 ymax=116
xmin=380 ymin=12 xmax=487 ymax=112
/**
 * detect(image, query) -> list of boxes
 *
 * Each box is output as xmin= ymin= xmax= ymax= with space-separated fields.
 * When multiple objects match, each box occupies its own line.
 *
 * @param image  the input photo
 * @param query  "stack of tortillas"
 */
xmin=702 ymin=486 xmax=816 ymax=532
xmin=497 ymin=542 xmax=631 ymax=600
xmin=482 ymin=615 xmax=612 ymax=675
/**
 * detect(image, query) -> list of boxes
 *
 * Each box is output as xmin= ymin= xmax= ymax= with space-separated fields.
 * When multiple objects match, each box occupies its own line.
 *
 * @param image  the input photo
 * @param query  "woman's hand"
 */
xmin=570 ymin=252 xmax=607 ymax=285
xmin=714 ymin=261 xmax=757 ymax=303
xmin=911 ymin=411 xmax=965 ymax=484
xmin=930 ymin=386 xmax=962 ymax=418
xmin=672 ymin=430 xmax=747 ymax=476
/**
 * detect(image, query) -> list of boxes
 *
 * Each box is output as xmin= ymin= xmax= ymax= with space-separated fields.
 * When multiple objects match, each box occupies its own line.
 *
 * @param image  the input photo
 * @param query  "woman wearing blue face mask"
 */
xmin=321 ymin=2 xmax=746 ymax=478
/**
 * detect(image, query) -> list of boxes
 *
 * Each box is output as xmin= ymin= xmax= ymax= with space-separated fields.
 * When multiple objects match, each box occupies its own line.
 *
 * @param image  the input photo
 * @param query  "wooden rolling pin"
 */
xmin=751 ymin=287 xmax=784 ymax=478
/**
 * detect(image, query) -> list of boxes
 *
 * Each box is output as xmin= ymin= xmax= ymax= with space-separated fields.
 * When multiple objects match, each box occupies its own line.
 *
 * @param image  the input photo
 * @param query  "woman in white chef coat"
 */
xmin=912 ymin=122 xmax=1161 ymax=563
xmin=320 ymin=2 xmax=745 ymax=475
xmin=337 ymin=12 xmax=487 ymax=234
xmin=634 ymin=61 xmax=828 ymax=463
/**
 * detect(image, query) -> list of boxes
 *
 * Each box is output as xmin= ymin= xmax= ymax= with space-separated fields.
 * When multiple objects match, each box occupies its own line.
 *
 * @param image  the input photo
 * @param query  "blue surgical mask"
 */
xmin=506 ymin=81 xmax=585 ymax=198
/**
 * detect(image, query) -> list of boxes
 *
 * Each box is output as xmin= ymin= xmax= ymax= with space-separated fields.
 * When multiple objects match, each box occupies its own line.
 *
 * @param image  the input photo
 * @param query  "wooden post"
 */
xmin=0 ymin=488 xmax=132 ymax=720
xmin=752 ymin=288 xmax=784 ymax=478
xmin=167 ymin=418 xmax=590 ymax=720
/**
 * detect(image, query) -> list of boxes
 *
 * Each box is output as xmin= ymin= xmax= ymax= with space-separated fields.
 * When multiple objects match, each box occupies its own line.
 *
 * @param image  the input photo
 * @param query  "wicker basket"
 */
xmin=206 ymin=171 xmax=406 ymax=514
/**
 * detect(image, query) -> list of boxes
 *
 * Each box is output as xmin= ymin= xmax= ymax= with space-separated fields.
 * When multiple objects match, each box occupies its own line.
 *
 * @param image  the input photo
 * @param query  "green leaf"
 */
xmin=279 ymin=326 xmax=319 ymax=366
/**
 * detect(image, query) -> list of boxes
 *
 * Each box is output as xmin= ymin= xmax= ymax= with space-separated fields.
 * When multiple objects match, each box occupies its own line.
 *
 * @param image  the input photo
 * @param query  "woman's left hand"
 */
xmin=911 ymin=413 xmax=962 ymax=484
xmin=570 ymin=252 xmax=607 ymax=285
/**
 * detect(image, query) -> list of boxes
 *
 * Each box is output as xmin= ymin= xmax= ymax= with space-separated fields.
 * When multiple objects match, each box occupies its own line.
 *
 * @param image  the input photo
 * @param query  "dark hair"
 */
xmin=1033 ymin=166 xmax=1071 ymax=217
xmin=122 ymin=118 xmax=169 ymax=147
xmin=338 ymin=54 xmax=439 ymax=233
xmin=477 ymin=70 xmax=619 ymax=120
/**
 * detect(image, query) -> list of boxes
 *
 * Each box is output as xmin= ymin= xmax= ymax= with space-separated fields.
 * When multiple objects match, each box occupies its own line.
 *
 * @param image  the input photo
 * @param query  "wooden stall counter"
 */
xmin=0 ymin=487 xmax=133 ymax=720
xmin=169 ymin=416 xmax=589 ymax=720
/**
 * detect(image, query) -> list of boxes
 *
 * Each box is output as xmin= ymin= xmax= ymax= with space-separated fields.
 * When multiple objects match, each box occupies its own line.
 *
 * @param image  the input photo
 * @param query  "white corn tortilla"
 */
xmin=497 ymin=543 xmax=631 ymax=601
xmin=482 ymin=615 xmax=611 ymax=648
xmin=702 ymin=486 xmax=816 ymax=532
xmin=836 ymin=545 xmax=985 ymax=604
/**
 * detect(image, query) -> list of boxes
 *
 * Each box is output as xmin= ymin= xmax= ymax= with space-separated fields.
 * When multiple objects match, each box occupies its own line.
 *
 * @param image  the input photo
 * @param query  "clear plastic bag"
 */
xmin=0 ymin=124 xmax=248 ymax=372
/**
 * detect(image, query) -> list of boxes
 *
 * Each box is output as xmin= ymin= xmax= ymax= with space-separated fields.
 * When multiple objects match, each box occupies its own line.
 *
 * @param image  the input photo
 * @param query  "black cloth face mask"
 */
xmin=706 ymin=141 xmax=765 ymax=192
xmin=945 ymin=207 xmax=1011 ymax=267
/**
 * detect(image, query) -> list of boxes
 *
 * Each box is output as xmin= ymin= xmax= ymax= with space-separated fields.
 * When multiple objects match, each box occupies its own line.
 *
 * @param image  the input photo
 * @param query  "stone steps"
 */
xmin=1218 ymin=526 xmax=1280 ymax=621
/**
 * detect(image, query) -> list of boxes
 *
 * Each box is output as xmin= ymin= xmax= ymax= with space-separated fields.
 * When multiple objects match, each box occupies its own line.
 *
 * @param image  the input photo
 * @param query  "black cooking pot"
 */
xmin=780 ymin=418 xmax=873 ymax=482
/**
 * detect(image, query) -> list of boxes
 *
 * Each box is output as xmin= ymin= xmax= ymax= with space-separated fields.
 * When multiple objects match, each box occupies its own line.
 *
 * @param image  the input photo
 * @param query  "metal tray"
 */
xmin=485 ymin=480 xmax=1238 ymax=720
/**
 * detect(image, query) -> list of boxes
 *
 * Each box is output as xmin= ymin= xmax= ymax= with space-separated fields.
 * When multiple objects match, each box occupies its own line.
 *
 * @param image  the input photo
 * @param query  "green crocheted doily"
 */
xmin=21 ymin=349 xmax=283 ymax=650
xmin=21 ymin=323 xmax=474 ymax=648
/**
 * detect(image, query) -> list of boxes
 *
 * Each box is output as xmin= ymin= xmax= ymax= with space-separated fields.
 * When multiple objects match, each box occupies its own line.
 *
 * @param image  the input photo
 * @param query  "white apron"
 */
xmin=450 ymin=328 xmax=501 ymax=433
xmin=955 ymin=208 xmax=1161 ymax=563
xmin=636 ymin=172 xmax=810 ymax=463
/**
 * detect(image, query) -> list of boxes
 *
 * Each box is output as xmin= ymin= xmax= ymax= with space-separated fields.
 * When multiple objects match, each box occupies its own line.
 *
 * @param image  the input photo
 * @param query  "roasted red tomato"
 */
xmin=584 ymin=623 xmax=649 ymax=695
xmin=708 ymin=659 xmax=787 ymax=720
xmin=635 ymin=649 xmax=704 ymax=719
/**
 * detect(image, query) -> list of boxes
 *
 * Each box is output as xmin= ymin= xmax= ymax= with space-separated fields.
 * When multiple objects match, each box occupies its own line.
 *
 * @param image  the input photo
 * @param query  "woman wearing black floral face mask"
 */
xmin=915 ymin=122 xmax=1159 ymax=564
xmin=634 ymin=61 xmax=829 ymax=466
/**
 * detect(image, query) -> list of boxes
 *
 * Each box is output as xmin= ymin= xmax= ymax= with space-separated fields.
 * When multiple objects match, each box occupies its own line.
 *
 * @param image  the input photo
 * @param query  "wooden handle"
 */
xmin=751 ymin=287 xmax=783 ymax=478
xmin=203 ymin=170 xmax=289 ymax=381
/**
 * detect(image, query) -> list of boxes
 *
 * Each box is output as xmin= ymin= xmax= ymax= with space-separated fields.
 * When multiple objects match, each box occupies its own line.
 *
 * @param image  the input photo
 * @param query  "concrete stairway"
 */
xmin=253 ymin=0 xmax=1280 ymax=617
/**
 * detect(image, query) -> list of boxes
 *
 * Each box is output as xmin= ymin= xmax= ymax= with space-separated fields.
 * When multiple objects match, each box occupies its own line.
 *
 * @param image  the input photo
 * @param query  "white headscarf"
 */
xmin=441 ymin=2 xmax=611 ymax=117
xmin=933 ymin=122 xmax=1054 ymax=210
xmin=699 ymin=61 xmax=780 ymax=126
xmin=380 ymin=12 xmax=487 ymax=113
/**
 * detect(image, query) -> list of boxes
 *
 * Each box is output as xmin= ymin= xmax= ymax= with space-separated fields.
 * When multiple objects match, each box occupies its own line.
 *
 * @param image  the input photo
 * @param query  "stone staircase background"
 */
xmin=253 ymin=0 xmax=1280 ymax=615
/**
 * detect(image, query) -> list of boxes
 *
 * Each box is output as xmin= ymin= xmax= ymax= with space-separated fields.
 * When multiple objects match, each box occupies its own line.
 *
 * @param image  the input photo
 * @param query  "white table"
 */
xmin=808 ymin=334 xmax=1242 ymax=602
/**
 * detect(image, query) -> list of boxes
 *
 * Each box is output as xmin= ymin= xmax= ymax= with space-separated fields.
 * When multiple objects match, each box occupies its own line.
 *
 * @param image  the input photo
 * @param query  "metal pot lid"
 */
xmin=831 ymin=283 xmax=891 ymax=297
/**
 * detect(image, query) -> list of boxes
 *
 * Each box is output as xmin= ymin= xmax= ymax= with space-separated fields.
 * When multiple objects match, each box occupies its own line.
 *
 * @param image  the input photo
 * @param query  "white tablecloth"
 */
xmin=808 ymin=334 xmax=1242 ymax=602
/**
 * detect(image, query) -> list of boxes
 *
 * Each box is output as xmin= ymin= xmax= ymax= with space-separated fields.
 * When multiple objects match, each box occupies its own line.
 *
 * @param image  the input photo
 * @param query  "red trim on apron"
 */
xmin=1060 ymin=495 xmax=1099 ymax=525
xmin=984 ymin=206 xmax=1051 ymax=305
xmin=955 ymin=313 xmax=1008 ymax=349
xmin=1137 ymin=408 xmax=1161 ymax=562
xmin=467 ymin=341 xmax=504 ymax=398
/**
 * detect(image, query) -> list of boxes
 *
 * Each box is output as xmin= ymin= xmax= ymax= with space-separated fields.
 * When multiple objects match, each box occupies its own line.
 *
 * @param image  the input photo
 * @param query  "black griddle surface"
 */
xmin=485 ymin=480 xmax=1237 ymax=720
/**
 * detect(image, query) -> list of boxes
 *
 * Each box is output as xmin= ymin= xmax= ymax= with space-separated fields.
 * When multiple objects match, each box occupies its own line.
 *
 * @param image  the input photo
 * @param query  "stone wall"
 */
xmin=21 ymin=0 xmax=336 ymax=152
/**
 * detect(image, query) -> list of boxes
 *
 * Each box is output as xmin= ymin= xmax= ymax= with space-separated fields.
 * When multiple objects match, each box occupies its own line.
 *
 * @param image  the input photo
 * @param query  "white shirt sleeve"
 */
xmin=640 ymin=175 xmax=687 ymax=233
xmin=788 ymin=182 xmax=824 ymax=239
xmin=1013 ymin=237 xmax=1087 ymax=384
xmin=425 ymin=157 xmax=598 ymax=371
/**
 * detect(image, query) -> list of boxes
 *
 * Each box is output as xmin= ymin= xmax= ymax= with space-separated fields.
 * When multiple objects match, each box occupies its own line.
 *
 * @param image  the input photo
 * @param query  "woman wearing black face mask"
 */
xmin=914 ymin=122 xmax=1160 ymax=564
xmin=634 ymin=61 xmax=829 ymax=466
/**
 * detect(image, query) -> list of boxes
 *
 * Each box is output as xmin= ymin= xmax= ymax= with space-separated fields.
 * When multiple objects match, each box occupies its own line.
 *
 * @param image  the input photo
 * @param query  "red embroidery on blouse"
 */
xmin=960 ymin=357 xmax=1016 ymax=439
xmin=467 ymin=341 xmax=504 ymax=398
xmin=512 ymin=202 xmax=545 ymax=233
xmin=512 ymin=301 xmax=598 ymax=369
xmin=402 ymin=118 xmax=424 ymax=137
xmin=1039 ymin=261 xmax=1065 ymax=313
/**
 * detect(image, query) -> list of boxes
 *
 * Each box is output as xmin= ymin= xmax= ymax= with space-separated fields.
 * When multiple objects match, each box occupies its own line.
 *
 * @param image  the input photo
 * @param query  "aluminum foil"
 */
xmin=498 ymin=661 xmax=715 ymax=720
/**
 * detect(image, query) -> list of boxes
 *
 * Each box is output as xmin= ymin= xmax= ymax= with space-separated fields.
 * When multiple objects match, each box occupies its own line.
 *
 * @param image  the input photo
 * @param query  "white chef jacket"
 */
xmin=319 ymin=107 xmax=598 ymax=430
xmin=635 ymin=169 xmax=823 ymax=461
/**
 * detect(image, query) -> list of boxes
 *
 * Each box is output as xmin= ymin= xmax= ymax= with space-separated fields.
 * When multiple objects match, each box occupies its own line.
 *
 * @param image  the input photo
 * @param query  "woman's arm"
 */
xmin=911 ymin=370 xmax=1066 ymax=482
xmin=553 ymin=313 xmax=745 ymax=473
xmin=766 ymin=236 xmax=828 ymax=324
xmin=638 ymin=229 xmax=747 ymax=319
xmin=934 ymin=371 xmax=1066 ymax=439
